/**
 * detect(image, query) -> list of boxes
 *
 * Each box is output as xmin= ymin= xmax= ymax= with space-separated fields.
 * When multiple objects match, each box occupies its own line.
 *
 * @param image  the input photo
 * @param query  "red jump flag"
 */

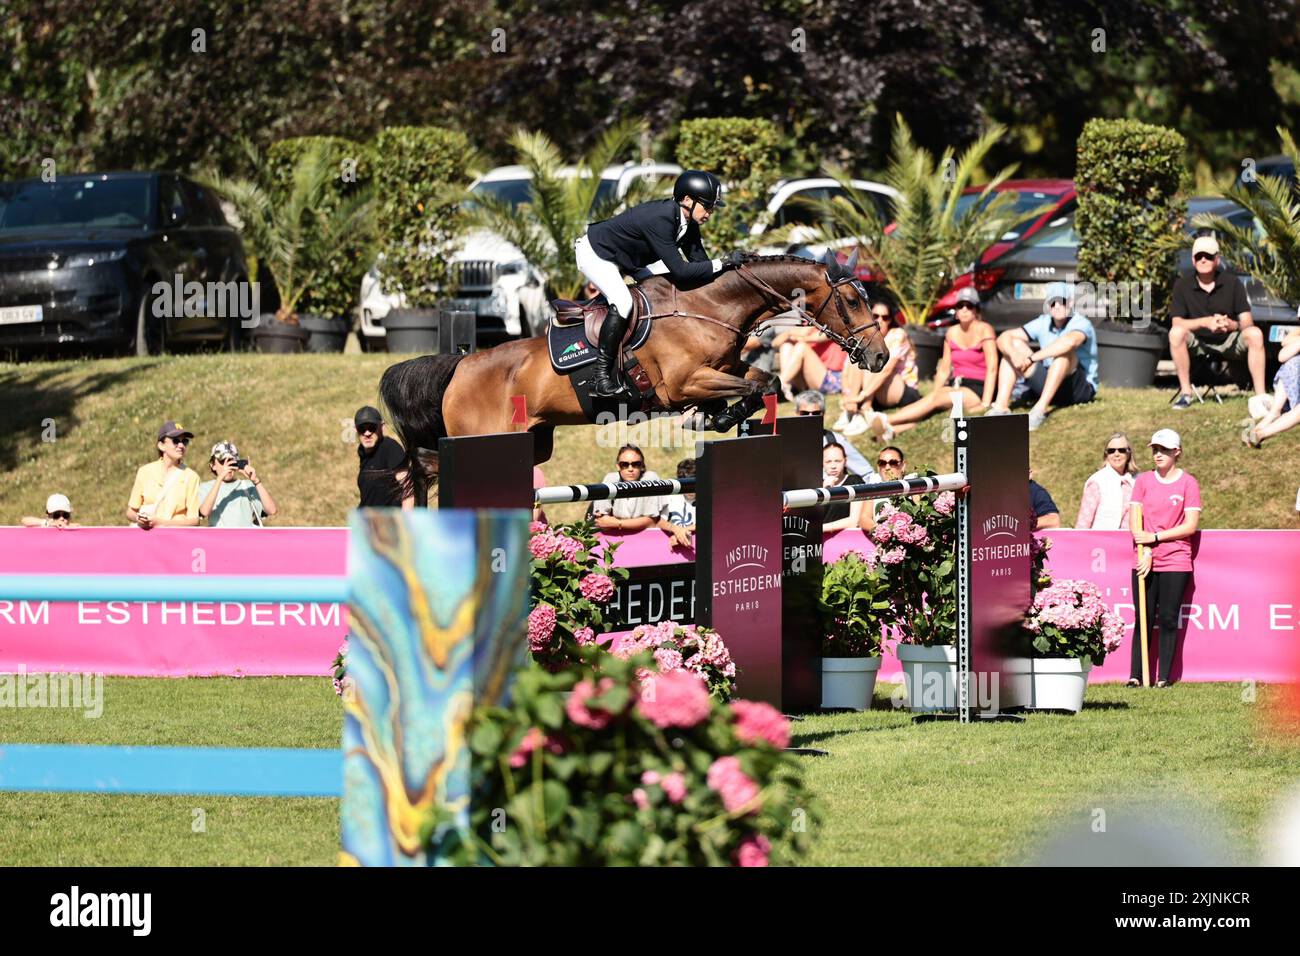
xmin=762 ymin=393 xmax=778 ymax=426
xmin=510 ymin=395 xmax=528 ymax=425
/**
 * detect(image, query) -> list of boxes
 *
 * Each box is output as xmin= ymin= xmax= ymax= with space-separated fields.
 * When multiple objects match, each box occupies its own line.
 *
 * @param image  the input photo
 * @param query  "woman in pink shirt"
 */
xmin=1128 ymin=428 xmax=1201 ymax=688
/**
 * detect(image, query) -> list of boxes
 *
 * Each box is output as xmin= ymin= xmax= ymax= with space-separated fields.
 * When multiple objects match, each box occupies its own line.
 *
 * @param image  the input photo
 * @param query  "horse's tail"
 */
xmin=378 ymin=353 xmax=466 ymax=505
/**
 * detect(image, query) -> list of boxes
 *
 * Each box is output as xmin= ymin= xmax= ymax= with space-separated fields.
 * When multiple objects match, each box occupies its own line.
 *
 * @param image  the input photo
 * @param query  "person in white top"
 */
xmin=1075 ymin=432 xmax=1137 ymax=530
xmin=590 ymin=444 xmax=665 ymax=533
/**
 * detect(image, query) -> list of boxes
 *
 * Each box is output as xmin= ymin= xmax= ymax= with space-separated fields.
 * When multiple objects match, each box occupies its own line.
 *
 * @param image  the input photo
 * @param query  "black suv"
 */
xmin=0 ymin=171 xmax=250 ymax=355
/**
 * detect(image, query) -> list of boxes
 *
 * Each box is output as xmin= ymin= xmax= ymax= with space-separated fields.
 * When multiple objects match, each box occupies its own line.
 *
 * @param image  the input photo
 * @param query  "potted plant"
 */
xmin=526 ymin=521 xmax=629 ymax=672
xmin=818 ymin=552 xmax=890 ymax=710
xmin=204 ymin=139 xmax=375 ymax=354
xmin=1076 ymin=119 xmax=1188 ymax=387
xmin=1011 ymin=578 xmax=1125 ymax=713
xmin=374 ymin=126 xmax=472 ymax=352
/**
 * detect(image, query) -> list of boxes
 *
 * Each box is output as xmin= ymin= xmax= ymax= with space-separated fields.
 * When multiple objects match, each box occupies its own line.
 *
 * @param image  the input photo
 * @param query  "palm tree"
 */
xmin=203 ymin=140 xmax=376 ymax=323
xmin=458 ymin=120 xmax=665 ymax=301
xmin=1193 ymin=127 xmax=1300 ymax=309
xmin=814 ymin=115 xmax=1030 ymax=326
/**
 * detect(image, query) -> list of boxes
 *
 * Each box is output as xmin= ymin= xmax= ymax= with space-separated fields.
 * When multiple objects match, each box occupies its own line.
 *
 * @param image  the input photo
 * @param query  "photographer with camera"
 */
xmin=198 ymin=440 xmax=278 ymax=528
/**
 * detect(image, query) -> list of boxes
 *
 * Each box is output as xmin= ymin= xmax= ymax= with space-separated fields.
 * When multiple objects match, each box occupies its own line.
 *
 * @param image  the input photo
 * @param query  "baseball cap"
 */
xmin=1192 ymin=235 xmax=1220 ymax=257
xmin=954 ymin=287 xmax=981 ymax=307
xmin=157 ymin=420 xmax=193 ymax=441
xmin=210 ymin=440 xmax=239 ymax=461
xmin=354 ymin=406 xmax=383 ymax=428
xmin=46 ymin=493 xmax=71 ymax=514
xmin=1149 ymin=428 xmax=1181 ymax=450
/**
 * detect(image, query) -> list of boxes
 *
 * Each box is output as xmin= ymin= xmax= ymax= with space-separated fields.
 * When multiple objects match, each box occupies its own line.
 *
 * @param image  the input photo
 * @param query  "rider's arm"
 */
xmin=646 ymin=217 xmax=721 ymax=285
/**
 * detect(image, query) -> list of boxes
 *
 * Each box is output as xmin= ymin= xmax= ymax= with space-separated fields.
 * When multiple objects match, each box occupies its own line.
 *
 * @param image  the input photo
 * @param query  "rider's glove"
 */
xmin=724 ymin=250 xmax=746 ymax=269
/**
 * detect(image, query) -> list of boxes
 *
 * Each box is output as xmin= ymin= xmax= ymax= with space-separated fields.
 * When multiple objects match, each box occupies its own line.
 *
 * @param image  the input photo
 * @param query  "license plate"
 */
xmin=450 ymin=297 xmax=494 ymax=318
xmin=1013 ymin=282 xmax=1051 ymax=300
xmin=0 ymin=304 xmax=42 ymax=325
xmin=1269 ymin=324 xmax=1298 ymax=343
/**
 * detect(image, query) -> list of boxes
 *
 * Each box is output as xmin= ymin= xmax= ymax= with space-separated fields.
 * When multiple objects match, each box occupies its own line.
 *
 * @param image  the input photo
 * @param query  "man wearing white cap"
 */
xmin=1168 ymin=234 xmax=1266 ymax=410
xmin=21 ymin=494 xmax=82 ymax=529
xmin=1127 ymin=428 xmax=1201 ymax=688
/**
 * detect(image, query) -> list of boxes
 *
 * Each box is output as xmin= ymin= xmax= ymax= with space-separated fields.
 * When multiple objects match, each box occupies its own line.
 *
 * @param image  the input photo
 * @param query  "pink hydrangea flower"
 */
xmin=660 ymin=772 xmax=687 ymax=804
xmin=574 ymin=626 xmax=596 ymax=646
xmin=879 ymin=546 xmax=906 ymax=565
xmin=730 ymin=699 xmax=791 ymax=749
xmin=707 ymin=756 xmax=761 ymax=814
xmin=933 ymin=491 xmax=956 ymax=516
xmin=632 ymin=788 xmax=650 ymax=811
xmin=736 ymin=833 xmax=771 ymax=867
xmin=553 ymin=533 xmax=583 ymax=562
xmin=509 ymin=727 xmax=544 ymax=768
xmin=654 ymin=647 xmax=684 ymax=673
xmin=637 ymin=670 xmax=712 ymax=728
xmin=527 ymin=603 xmax=557 ymax=652
xmin=579 ymin=572 xmax=615 ymax=603
xmin=528 ymin=520 xmax=548 ymax=533
xmin=640 ymin=769 xmax=661 ymax=786
xmin=528 ymin=530 xmax=558 ymax=560
xmin=566 ymin=677 xmax=617 ymax=729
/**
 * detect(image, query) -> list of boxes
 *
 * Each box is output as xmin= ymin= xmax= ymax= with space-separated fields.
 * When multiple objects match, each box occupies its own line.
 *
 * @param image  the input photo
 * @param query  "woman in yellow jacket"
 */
xmin=125 ymin=420 xmax=202 ymax=529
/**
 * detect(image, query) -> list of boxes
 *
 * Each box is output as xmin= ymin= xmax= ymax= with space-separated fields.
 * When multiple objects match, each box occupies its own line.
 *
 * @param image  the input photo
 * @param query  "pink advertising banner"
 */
xmin=2 ymin=526 xmax=1297 ymax=683
xmin=0 ymin=527 xmax=348 ymax=677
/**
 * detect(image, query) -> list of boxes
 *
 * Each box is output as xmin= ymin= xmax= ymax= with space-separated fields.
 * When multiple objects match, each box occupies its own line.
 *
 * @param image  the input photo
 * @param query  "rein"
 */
xmin=733 ymin=263 xmax=881 ymax=367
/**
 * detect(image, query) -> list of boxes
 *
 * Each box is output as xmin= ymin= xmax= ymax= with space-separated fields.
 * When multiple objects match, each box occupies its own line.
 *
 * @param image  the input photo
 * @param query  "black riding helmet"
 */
xmin=674 ymin=170 xmax=726 ymax=210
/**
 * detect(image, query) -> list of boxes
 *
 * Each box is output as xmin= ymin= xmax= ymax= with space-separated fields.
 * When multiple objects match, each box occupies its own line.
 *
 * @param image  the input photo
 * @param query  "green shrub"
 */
xmin=819 ymin=552 xmax=891 ymax=657
xmin=266 ymin=136 xmax=378 ymax=319
xmin=1075 ymin=119 xmax=1189 ymax=323
xmin=373 ymin=126 xmax=474 ymax=308
xmin=675 ymin=117 xmax=783 ymax=253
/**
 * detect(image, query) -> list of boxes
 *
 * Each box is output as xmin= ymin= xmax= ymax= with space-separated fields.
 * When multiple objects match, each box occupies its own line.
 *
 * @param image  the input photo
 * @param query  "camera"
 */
xmin=234 ymin=459 xmax=248 ymax=470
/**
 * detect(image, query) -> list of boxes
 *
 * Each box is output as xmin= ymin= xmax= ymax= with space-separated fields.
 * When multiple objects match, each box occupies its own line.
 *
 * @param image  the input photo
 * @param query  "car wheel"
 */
xmin=133 ymin=289 xmax=165 ymax=356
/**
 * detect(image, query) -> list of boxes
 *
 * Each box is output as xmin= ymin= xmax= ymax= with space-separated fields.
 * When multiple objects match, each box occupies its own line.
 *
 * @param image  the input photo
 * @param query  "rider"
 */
xmin=577 ymin=169 xmax=744 ymax=397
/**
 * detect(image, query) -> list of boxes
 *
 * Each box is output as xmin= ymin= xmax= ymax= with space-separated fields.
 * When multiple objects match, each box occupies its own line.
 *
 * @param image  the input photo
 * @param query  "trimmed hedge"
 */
xmin=373 ymin=126 xmax=473 ymax=308
xmin=1075 ymin=119 xmax=1188 ymax=321
xmin=676 ymin=117 xmax=783 ymax=252
xmin=266 ymin=136 xmax=377 ymax=319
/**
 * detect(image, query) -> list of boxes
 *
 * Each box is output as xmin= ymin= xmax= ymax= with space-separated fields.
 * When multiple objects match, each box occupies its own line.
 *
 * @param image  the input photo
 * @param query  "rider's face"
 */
xmin=684 ymin=200 xmax=712 ymax=224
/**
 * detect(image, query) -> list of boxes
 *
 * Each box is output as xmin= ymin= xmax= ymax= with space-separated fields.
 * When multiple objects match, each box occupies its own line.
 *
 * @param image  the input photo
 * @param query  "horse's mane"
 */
xmin=735 ymin=253 xmax=818 ymax=266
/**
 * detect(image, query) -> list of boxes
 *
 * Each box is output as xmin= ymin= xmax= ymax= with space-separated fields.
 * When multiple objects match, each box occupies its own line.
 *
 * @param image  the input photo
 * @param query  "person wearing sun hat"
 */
xmin=21 ymin=493 xmax=82 ymax=529
xmin=199 ymin=440 xmax=279 ymax=528
xmin=1127 ymin=428 xmax=1202 ymax=688
xmin=125 ymin=420 xmax=202 ymax=529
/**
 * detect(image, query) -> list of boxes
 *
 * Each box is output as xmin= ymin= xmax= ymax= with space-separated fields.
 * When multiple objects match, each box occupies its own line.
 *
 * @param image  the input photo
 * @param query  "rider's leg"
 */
xmin=575 ymin=235 xmax=635 ymax=397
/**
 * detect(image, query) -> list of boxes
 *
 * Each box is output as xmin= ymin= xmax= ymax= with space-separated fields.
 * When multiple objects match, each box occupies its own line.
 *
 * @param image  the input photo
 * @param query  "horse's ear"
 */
xmin=819 ymin=249 xmax=838 ymax=270
xmin=845 ymin=248 xmax=860 ymax=273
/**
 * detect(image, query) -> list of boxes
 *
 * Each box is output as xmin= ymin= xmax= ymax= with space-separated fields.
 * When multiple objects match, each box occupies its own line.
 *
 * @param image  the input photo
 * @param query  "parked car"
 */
xmin=927 ymin=179 xmax=1075 ymax=323
xmin=1235 ymin=154 xmax=1296 ymax=190
xmin=0 ymin=171 xmax=250 ymax=355
xmin=359 ymin=162 xmax=681 ymax=347
xmin=974 ymin=198 xmax=1296 ymax=348
xmin=750 ymin=177 xmax=898 ymax=257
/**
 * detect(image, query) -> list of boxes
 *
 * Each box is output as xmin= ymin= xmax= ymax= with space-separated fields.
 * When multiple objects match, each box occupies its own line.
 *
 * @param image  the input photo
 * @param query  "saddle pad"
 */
xmin=547 ymin=308 xmax=653 ymax=375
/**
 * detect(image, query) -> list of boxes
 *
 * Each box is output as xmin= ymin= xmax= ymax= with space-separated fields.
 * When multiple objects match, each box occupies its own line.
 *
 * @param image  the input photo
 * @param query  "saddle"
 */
xmin=550 ymin=286 xmax=651 ymax=348
xmin=546 ymin=286 xmax=657 ymax=418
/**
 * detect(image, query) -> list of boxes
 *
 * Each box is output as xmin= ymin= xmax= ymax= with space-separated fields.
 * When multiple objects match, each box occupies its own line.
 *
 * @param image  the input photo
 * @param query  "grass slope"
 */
xmin=2 ymin=355 xmax=1297 ymax=529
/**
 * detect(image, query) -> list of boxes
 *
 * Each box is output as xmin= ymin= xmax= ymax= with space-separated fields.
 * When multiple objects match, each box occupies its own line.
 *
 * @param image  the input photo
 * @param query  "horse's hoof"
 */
xmin=682 ymin=412 xmax=710 ymax=431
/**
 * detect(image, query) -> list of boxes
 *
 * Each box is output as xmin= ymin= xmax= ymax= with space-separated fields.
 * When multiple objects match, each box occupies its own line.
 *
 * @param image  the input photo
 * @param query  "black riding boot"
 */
xmin=591 ymin=307 xmax=629 ymax=398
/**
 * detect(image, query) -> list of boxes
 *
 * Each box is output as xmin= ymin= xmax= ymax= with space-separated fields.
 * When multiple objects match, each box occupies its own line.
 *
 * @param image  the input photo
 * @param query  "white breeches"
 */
xmin=575 ymin=234 xmax=634 ymax=316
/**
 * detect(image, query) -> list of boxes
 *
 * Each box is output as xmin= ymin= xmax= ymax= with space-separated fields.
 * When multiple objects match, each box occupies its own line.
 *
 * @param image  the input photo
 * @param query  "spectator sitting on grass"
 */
xmin=1169 ymin=234 xmax=1267 ymax=410
xmin=21 ymin=494 xmax=82 ymax=529
xmin=126 ymin=421 xmax=201 ymax=530
xmin=794 ymin=390 xmax=876 ymax=480
xmin=987 ymin=281 xmax=1098 ymax=431
xmin=821 ymin=441 xmax=865 ymax=532
xmin=657 ymin=457 xmax=697 ymax=550
xmin=1244 ymin=326 xmax=1300 ymax=448
xmin=1030 ymin=468 xmax=1061 ymax=530
xmin=1076 ymin=433 xmax=1136 ymax=530
xmin=199 ymin=441 xmax=278 ymax=528
xmin=778 ymin=327 xmax=846 ymax=400
xmin=835 ymin=296 xmax=920 ymax=437
xmin=592 ymin=444 xmax=663 ymax=534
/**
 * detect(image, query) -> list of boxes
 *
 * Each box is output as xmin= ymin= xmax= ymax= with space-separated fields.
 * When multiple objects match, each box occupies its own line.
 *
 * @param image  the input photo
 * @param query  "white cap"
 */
xmin=46 ymin=493 xmax=71 ymax=514
xmin=1191 ymin=235 xmax=1219 ymax=257
xmin=1149 ymin=428 xmax=1181 ymax=450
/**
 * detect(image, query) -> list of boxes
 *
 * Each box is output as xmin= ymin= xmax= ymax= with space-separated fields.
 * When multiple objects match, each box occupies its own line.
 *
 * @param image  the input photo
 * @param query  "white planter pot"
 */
xmin=821 ymin=656 xmax=882 ymax=711
xmin=1005 ymin=657 xmax=1092 ymax=713
xmin=896 ymin=643 xmax=958 ymax=713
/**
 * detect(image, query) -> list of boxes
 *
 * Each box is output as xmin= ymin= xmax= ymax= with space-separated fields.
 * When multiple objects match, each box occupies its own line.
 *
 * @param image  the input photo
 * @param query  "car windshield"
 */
xmin=1020 ymin=212 xmax=1078 ymax=249
xmin=0 ymin=178 xmax=152 ymax=231
xmin=956 ymin=189 xmax=1066 ymax=239
xmin=467 ymin=178 xmax=536 ymax=209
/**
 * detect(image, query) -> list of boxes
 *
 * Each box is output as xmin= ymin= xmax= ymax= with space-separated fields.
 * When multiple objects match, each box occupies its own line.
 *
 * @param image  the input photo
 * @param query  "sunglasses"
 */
xmin=872 ymin=311 xmax=892 ymax=320
xmin=1193 ymin=252 xmax=1217 ymax=262
xmin=796 ymin=409 xmax=820 ymax=416
xmin=878 ymin=458 xmax=903 ymax=467
xmin=49 ymin=511 xmax=70 ymax=520
xmin=167 ymin=436 xmax=189 ymax=445
xmin=1151 ymin=446 xmax=1176 ymax=455
xmin=1047 ymin=298 xmax=1067 ymax=308
xmin=1105 ymin=447 xmax=1131 ymax=455
xmin=617 ymin=460 xmax=645 ymax=468
xmin=357 ymin=425 xmax=379 ymax=435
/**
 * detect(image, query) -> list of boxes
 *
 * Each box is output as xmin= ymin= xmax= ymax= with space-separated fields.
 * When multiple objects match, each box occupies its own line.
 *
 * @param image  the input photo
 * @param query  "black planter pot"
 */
xmin=1095 ymin=321 xmax=1166 ymax=389
xmin=384 ymin=308 xmax=441 ymax=353
xmin=251 ymin=316 xmax=310 ymax=354
xmin=906 ymin=325 xmax=945 ymax=382
xmin=298 ymin=314 xmax=349 ymax=353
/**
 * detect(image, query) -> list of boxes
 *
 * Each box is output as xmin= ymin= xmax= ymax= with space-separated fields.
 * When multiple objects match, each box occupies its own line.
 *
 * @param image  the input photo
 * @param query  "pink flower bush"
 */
xmin=731 ymin=700 xmax=791 ymax=749
xmin=632 ymin=788 xmax=650 ymax=811
xmin=527 ymin=603 xmax=557 ymax=653
xmin=614 ymin=621 xmax=737 ymax=700
xmin=642 ymin=769 xmax=688 ymax=805
xmin=736 ymin=833 xmax=772 ymax=867
xmin=1024 ymin=578 xmax=1125 ymax=662
xmin=654 ymin=647 xmax=684 ymax=672
xmin=527 ymin=529 xmax=583 ymax=563
xmin=933 ymin=491 xmax=956 ymax=516
xmin=574 ymin=626 xmax=596 ymax=646
xmin=508 ymin=727 xmax=564 ymax=768
xmin=707 ymin=756 xmax=761 ymax=814
xmin=638 ymin=670 xmax=712 ymax=728
xmin=566 ymin=677 xmax=618 ymax=729
xmin=579 ymin=572 xmax=615 ymax=603
xmin=529 ymin=520 xmax=548 ymax=533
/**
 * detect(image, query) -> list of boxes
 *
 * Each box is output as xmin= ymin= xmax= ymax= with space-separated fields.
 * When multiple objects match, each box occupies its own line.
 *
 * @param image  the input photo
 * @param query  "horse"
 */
xmin=379 ymin=250 xmax=888 ymax=502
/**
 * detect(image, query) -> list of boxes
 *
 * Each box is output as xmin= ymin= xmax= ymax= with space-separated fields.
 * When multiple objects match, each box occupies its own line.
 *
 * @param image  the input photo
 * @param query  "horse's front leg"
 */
xmin=679 ymin=364 xmax=779 ymax=431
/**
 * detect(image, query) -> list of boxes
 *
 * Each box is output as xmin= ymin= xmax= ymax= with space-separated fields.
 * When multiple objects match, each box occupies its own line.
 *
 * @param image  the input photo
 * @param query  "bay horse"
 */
xmin=379 ymin=251 xmax=888 ymax=502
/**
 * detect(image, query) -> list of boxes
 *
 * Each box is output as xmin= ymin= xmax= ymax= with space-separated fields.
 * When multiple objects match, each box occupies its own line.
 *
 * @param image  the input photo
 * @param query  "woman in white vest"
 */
xmin=1075 ymin=432 xmax=1136 ymax=529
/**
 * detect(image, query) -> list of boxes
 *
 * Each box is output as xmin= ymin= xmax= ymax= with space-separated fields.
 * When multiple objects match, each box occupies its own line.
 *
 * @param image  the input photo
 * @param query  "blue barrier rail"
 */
xmin=0 ymin=575 xmax=347 ymax=604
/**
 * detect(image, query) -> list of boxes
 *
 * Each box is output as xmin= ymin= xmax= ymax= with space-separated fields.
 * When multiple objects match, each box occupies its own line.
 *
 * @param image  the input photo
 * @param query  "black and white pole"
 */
xmin=533 ymin=478 xmax=695 ymax=505
xmin=781 ymin=472 xmax=967 ymax=510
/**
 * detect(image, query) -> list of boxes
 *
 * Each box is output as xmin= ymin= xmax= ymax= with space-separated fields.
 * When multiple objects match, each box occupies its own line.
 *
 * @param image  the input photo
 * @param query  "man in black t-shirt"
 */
xmin=354 ymin=406 xmax=411 ymax=508
xmin=1167 ymin=235 xmax=1267 ymax=409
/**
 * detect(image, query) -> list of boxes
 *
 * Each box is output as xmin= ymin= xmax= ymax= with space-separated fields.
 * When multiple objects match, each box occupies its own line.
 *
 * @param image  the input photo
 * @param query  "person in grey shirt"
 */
xmin=794 ymin=390 xmax=878 ymax=481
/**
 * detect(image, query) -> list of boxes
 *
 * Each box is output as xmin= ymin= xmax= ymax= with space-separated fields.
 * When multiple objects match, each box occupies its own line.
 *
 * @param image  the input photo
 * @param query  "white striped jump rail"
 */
xmin=533 ymin=479 xmax=695 ymax=505
xmin=782 ymin=472 xmax=968 ymax=510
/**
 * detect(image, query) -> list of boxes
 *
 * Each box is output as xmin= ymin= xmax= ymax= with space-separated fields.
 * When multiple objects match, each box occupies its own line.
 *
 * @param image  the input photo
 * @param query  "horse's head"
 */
xmin=807 ymin=249 xmax=888 ymax=373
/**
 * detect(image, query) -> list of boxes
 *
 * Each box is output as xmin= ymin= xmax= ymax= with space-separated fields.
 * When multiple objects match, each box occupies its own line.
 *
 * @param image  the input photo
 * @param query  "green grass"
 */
xmin=1 ymin=676 xmax=1294 ymax=866
xmin=2 ymin=355 xmax=1298 ymax=528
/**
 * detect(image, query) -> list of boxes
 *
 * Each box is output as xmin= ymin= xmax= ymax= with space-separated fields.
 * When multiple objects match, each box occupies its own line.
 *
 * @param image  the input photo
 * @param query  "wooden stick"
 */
xmin=1134 ymin=502 xmax=1150 ymax=688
